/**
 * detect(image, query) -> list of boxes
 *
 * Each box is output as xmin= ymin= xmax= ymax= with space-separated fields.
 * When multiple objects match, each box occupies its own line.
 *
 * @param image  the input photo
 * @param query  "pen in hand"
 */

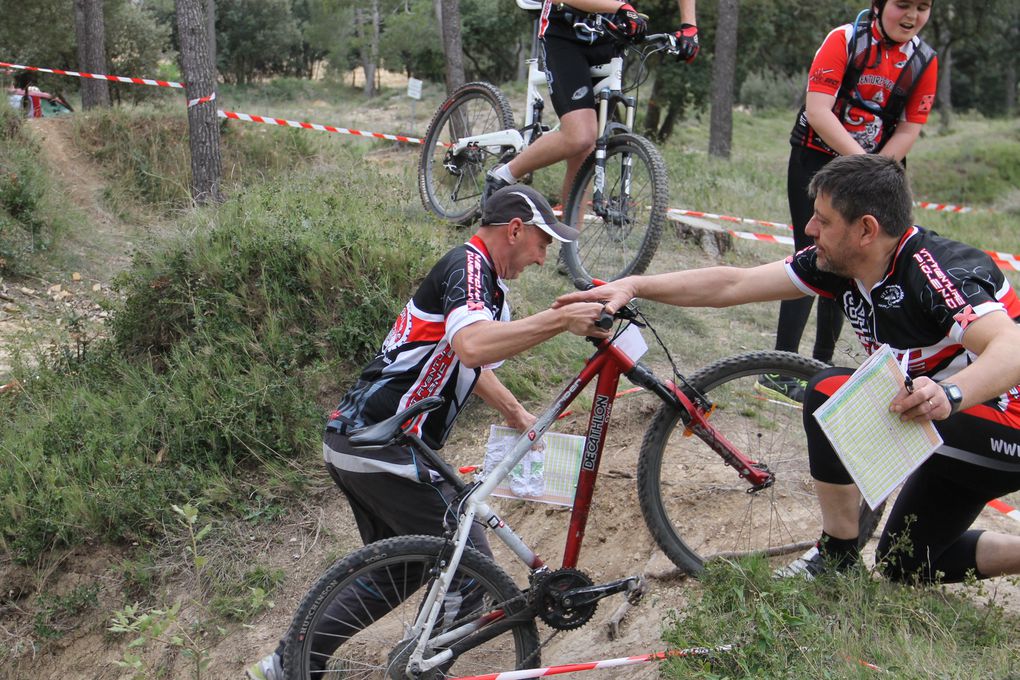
xmin=899 ymin=352 xmax=914 ymax=394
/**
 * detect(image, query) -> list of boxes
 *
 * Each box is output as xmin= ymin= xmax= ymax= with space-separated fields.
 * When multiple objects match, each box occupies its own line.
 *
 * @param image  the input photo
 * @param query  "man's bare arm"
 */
xmin=555 ymin=260 xmax=804 ymax=313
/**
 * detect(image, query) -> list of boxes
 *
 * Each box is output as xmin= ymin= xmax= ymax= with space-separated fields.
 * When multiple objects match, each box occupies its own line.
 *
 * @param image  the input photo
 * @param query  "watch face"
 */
xmin=943 ymin=383 xmax=963 ymax=406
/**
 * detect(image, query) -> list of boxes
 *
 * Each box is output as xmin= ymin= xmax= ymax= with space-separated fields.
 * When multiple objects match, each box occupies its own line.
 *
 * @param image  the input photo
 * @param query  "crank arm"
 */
xmin=558 ymin=576 xmax=642 ymax=609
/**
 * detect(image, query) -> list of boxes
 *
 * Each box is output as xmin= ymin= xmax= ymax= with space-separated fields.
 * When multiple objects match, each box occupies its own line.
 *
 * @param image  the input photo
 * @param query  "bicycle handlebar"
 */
xmin=598 ymin=15 xmax=682 ymax=56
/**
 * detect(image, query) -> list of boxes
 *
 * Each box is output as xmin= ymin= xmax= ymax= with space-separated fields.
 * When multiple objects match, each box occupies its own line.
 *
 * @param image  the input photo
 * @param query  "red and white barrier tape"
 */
xmin=672 ymin=200 xmax=990 ymax=234
xmin=217 ymin=109 xmax=427 ymax=144
xmin=450 ymin=645 xmax=734 ymax=680
xmin=668 ymin=212 xmax=1020 ymax=272
xmin=987 ymin=498 xmax=1020 ymax=524
xmin=670 ymin=208 xmax=792 ymax=231
xmin=915 ymin=201 xmax=978 ymax=214
xmin=1 ymin=60 xmax=184 ymax=89
xmin=187 ymin=92 xmax=216 ymax=108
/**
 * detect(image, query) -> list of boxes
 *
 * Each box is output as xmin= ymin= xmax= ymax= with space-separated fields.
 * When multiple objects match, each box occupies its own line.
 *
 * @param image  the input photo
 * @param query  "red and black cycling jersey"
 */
xmin=786 ymin=226 xmax=1020 ymax=427
xmin=327 ymin=235 xmax=510 ymax=450
xmin=791 ymin=22 xmax=938 ymax=155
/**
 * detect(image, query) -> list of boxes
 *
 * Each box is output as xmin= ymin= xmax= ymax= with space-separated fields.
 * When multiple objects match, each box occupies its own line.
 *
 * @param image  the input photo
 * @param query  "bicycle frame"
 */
xmin=446 ymin=53 xmax=631 ymax=175
xmin=400 ymin=324 xmax=773 ymax=674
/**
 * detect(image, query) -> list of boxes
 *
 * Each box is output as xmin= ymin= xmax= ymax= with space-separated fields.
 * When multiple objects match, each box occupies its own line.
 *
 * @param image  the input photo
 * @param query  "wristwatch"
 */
xmin=940 ymin=383 xmax=963 ymax=416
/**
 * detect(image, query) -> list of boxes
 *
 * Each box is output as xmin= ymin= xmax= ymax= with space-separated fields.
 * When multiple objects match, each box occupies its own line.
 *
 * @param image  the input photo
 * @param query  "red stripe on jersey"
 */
xmin=406 ymin=318 xmax=445 ymax=343
xmin=1000 ymin=285 xmax=1020 ymax=319
xmin=964 ymin=402 xmax=1020 ymax=430
xmin=539 ymin=0 xmax=552 ymax=38
xmin=465 ymin=249 xmax=485 ymax=312
xmin=405 ymin=344 xmax=457 ymax=435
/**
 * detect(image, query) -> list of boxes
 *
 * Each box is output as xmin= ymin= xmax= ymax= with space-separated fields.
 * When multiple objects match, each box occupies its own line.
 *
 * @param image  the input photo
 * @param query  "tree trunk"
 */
xmin=708 ymin=0 xmax=738 ymax=159
xmin=436 ymin=0 xmax=466 ymax=95
xmin=356 ymin=5 xmax=378 ymax=97
xmin=936 ymin=42 xmax=953 ymax=133
xmin=642 ymin=75 xmax=670 ymax=142
xmin=1006 ymin=60 xmax=1017 ymax=116
xmin=205 ymin=0 xmax=217 ymax=78
xmin=73 ymin=0 xmax=111 ymax=109
xmin=176 ymin=0 xmax=223 ymax=205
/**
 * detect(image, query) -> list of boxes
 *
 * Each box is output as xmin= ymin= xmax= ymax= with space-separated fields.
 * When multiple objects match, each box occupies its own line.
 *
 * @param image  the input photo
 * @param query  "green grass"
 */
xmin=661 ymin=557 xmax=1020 ymax=679
xmin=0 ymin=108 xmax=71 ymax=274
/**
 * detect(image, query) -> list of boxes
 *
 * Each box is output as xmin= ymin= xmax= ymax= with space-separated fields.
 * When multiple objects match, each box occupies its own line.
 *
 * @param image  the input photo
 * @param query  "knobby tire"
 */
xmin=418 ymin=82 xmax=516 ymax=226
xmin=561 ymin=133 xmax=668 ymax=285
xmin=636 ymin=351 xmax=885 ymax=574
xmin=283 ymin=534 xmax=539 ymax=679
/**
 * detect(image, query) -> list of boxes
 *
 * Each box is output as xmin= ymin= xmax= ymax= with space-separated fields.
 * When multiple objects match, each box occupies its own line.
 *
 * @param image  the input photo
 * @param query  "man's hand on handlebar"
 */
xmin=553 ymin=279 xmax=637 ymax=318
xmin=557 ymin=301 xmax=614 ymax=339
xmin=614 ymin=3 xmax=648 ymax=39
xmin=673 ymin=24 xmax=699 ymax=62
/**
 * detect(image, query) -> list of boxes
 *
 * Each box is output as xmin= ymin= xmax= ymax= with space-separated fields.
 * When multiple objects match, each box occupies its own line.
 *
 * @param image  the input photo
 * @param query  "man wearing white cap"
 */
xmin=248 ymin=185 xmax=608 ymax=680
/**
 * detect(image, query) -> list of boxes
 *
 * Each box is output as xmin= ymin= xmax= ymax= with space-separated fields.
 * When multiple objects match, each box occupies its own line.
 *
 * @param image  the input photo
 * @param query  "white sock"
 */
xmin=492 ymin=164 xmax=516 ymax=184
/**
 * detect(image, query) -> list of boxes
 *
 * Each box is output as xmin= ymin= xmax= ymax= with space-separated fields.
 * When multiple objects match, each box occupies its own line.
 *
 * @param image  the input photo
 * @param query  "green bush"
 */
xmin=70 ymin=107 xmax=320 ymax=209
xmin=0 ymin=171 xmax=437 ymax=564
xmin=0 ymin=109 xmax=64 ymax=273
xmin=738 ymin=69 xmax=805 ymax=113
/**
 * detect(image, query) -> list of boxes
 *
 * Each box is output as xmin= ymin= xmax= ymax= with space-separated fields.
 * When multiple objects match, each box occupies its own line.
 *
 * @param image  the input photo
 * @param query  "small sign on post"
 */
xmin=406 ymin=77 xmax=423 ymax=100
xmin=406 ymin=77 xmax=423 ymax=143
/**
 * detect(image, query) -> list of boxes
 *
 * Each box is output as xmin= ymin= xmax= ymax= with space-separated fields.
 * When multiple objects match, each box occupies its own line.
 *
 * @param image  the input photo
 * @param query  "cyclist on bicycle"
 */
xmin=481 ymin=0 xmax=698 ymax=211
xmin=556 ymin=154 xmax=1020 ymax=584
xmin=247 ymin=185 xmax=611 ymax=680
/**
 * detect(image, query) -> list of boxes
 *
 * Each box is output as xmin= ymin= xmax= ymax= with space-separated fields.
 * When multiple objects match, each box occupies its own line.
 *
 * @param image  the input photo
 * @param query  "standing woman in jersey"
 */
xmin=758 ymin=0 xmax=938 ymax=402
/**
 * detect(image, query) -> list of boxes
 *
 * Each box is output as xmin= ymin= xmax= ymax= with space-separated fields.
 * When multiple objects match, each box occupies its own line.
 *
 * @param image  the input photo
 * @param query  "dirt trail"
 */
xmin=0 ymin=117 xmax=146 ymax=382
xmin=27 ymin=117 xmax=135 ymax=277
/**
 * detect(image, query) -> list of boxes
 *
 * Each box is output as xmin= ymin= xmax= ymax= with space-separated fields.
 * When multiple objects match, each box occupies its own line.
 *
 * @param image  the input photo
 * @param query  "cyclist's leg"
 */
xmin=773 ymin=147 xmax=832 ymax=355
xmin=501 ymin=37 xmax=601 ymax=190
xmin=876 ymin=410 xmax=1020 ymax=583
xmin=302 ymin=435 xmax=492 ymax=668
xmin=800 ymin=368 xmax=869 ymax=568
xmin=506 ymin=109 xmax=596 ymax=192
xmin=812 ymin=296 xmax=844 ymax=364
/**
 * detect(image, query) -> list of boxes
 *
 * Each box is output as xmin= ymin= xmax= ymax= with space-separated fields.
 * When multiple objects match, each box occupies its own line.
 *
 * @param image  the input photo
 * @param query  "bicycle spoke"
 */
xmin=419 ymin=83 xmax=516 ymax=225
xmin=637 ymin=352 xmax=883 ymax=574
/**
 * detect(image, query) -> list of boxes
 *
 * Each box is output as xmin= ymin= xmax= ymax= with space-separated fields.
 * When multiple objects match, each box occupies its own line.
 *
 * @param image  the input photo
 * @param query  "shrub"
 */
xmin=0 ymin=170 xmax=437 ymax=563
xmin=738 ymin=69 xmax=805 ymax=113
xmin=70 ymin=107 xmax=320 ymax=209
xmin=0 ymin=112 xmax=64 ymax=273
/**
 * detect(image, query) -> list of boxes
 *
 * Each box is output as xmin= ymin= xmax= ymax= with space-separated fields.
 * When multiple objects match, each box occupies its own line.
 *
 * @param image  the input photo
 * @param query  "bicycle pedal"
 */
xmin=625 ymin=576 xmax=645 ymax=605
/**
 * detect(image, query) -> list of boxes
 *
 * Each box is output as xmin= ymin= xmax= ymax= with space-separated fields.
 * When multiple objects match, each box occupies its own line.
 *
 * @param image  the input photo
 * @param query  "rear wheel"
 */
xmin=283 ymin=535 xmax=539 ymax=679
xmin=560 ymin=133 xmax=668 ymax=285
xmin=637 ymin=351 xmax=885 ymax=574
xmin=418 ymin=82 xmax=516 ymax=226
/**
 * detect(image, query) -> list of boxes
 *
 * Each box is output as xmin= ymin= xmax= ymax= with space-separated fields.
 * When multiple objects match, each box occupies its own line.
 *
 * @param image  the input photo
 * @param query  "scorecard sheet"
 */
xmin=483 ymin=425 xmax=585 ymax=506
xmin=813 ymin=344 xmax=943 ymax=509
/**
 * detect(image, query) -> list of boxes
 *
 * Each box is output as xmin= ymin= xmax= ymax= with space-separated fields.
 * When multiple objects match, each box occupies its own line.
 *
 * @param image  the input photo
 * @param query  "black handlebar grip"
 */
xmin=595 ymin=311 xmax=615 ymax=330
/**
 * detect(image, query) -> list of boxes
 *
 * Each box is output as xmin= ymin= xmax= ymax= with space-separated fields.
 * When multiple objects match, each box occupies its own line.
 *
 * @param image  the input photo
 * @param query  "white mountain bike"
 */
xmin=417 ymin=9 xmax=681 ymax=285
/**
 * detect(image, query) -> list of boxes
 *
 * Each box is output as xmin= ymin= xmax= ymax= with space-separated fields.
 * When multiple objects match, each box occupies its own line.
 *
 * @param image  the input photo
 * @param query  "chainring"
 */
xmin=530 ymin=567 xmax=597 ymax=631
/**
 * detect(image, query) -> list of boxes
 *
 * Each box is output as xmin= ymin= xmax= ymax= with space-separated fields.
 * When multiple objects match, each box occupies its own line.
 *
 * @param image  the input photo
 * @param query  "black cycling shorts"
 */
xmin=540 ymin=35 xmax=619 ymax=118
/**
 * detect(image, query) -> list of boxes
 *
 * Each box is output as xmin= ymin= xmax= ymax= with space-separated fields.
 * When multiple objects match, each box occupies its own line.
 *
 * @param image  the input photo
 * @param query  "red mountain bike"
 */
xmin=280 ymin=304 xmax=884 ymax=679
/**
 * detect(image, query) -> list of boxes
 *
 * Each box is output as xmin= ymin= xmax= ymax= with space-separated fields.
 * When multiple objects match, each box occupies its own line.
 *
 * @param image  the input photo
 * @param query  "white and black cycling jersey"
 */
xmin=787 ymin=226 xmax=1020 ymax=420
xmin=327 ymin=235 xmax=510 ymax=451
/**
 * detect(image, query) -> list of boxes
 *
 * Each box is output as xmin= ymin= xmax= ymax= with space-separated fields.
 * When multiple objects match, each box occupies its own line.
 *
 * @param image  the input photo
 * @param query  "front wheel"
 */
xmin=283 ymin=535 xmax=539 ymax=679
xmin=560 ymin=133 xmax=668 ymax=285
xmin=418 ymin=82 xmax=516 ymax=226
xmin=637 ymin=352 xmax=885 ymax=574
